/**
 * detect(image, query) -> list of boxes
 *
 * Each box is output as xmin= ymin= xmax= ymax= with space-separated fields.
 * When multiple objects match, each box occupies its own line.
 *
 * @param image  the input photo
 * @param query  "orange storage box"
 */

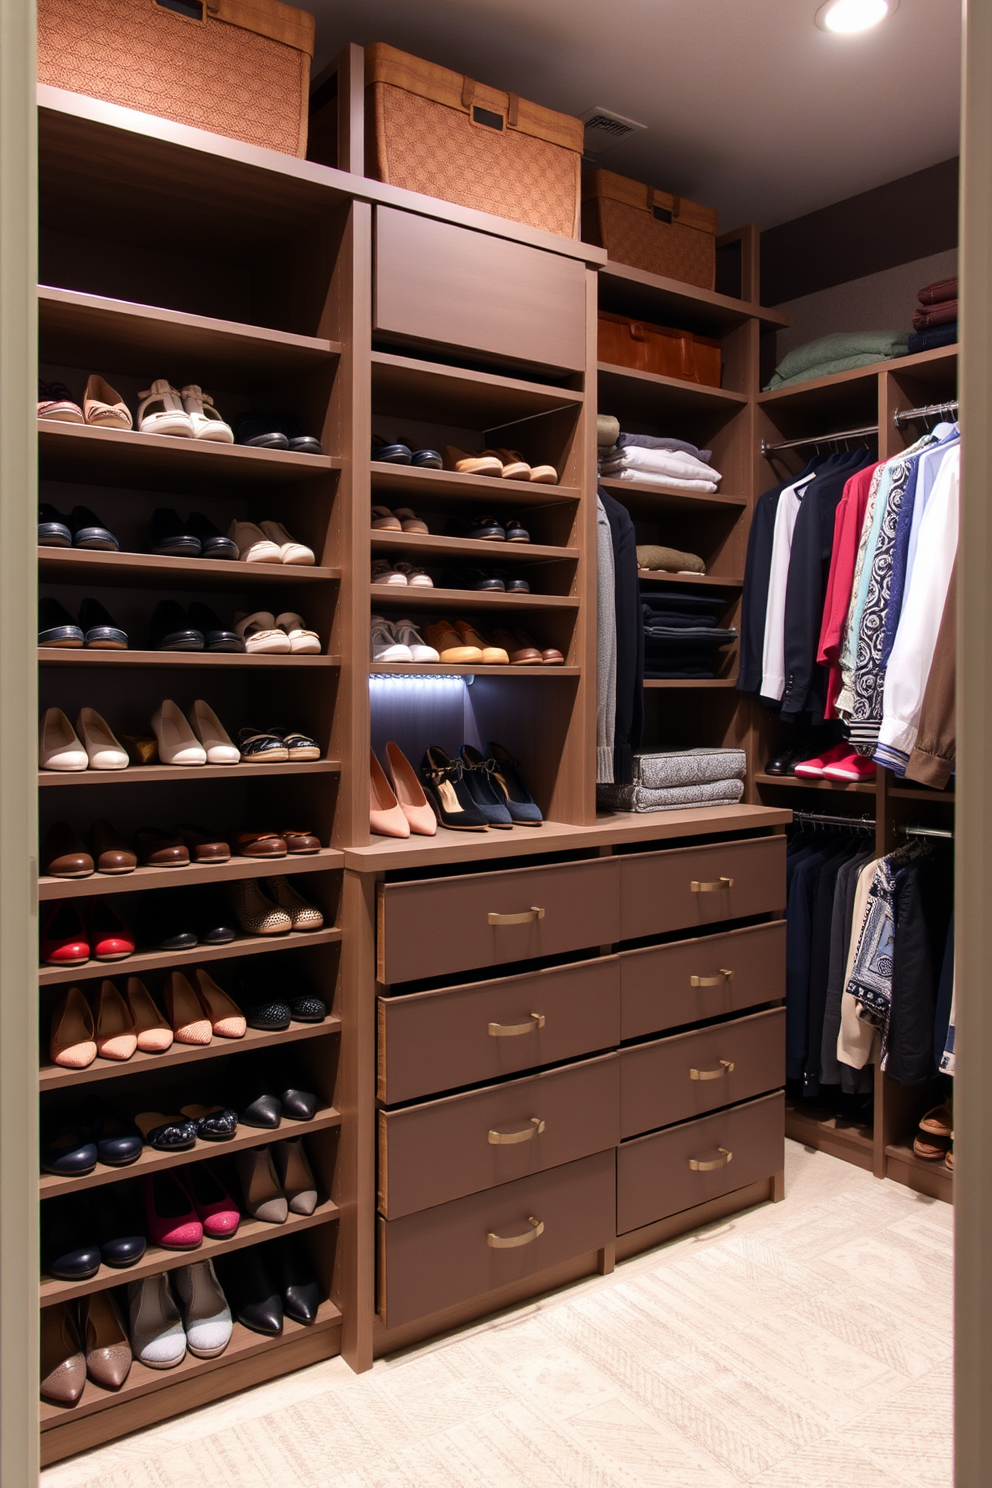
xmin=583 ymin=169 xmax=718 ymax=289
xmin=365 ymin=43 xmax=584 ymax=239
xmin=38 ymin=0 xmax=315 ymax=157
xmin=598 ymin=311 xmax=721 ymax=388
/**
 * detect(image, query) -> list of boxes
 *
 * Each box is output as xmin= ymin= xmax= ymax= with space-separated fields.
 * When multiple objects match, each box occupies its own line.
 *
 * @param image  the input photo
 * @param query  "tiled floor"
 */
xmin=43 ymin=1140 xmax=953 ymax=1488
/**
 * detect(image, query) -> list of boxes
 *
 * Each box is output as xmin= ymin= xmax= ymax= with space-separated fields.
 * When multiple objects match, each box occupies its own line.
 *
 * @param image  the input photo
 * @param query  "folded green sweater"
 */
xmin=766 ymin=331 xmax=910 ymax=390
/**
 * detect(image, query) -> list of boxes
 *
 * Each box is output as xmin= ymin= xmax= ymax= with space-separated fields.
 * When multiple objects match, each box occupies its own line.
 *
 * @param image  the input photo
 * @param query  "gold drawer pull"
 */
xmin=690 ymin=1060 xmax=735 ymax=1081
xmin=690 ymin=969 xmax=734 ymax=987
xmin=691 ymin=877 xmax=734 ymax=893
xmin=488 ymin=906 xmax=546 ymax=926
xmin=488 ymin=1012 xmax=545 ymax=1037
xmin=689 ymin=1147 xmax=733 ymax=1171
xmin=487 ymin=1216 xmax=544 ymax=1249
xmin=488 ymin=1117 xmax=545 ymax=1145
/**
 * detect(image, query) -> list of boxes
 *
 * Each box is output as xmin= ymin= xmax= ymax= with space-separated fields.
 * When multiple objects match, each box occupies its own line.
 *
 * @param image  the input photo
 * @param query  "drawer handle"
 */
xmin=487 ymin=1216 xmax=544 ymax=1249
xmin=689 ymin=1147 xmax=733 ymax=1171
xmin=691 ymin=878 xmax=734 ymax=893
xmin=488 ymin=1117 xmax=545 ymax=1145
xmin=488 ymin=906 xmax=546 ymax=926
xmin=690 ymin=969 xmax=734 ymax=987
xmin=690 ymin=1060 xmax=735 ymax=1081
xmin=488 ymin=1012 xmax=545 ymax=1037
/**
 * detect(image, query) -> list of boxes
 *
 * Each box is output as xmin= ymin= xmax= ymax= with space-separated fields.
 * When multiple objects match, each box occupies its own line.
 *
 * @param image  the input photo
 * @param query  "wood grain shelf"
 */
xmin=369 ymin=663 xmax=580 ymax=678
xmin=637 ymin=570 xmax=743 ymax=587
xmin=885 ymin=1141 xmax=953 ymax=1203
xmin=38 ymin=421 xmax=340 ymax=491
xmin=38 ymin=548 xmax=340 ymax=589
xmin=40 ymin=760 xmax=341 ymax=787
xmin=40 ymin=1200 xmax=340 ymax=1306
xmin=39 ymin=285 xmax=341 ymax=380
xmin=643 ymin=678 xmax=737 ymax=688
xmin=889 ymin=786 xmax=956 ymax=802
xmin=600 ymin=476 xmax=746 ymax=512
xmin=597 ymin=362 xmax=749 ymax=421
xmin=785 ymin=1100 xmax=874 ymax=1172
xmin=40 ymin=1107 xmax=342 ymax=1198
xmin=371 ymin=351 xmax=583 ymax=426
xmin=598 ymin=259 xmax=790 ymax=333
xmin=39 ymin=649 xmax=340 ymax=669
xmin=369 ymin=530 xmax=578 ymax=564
xmin=39 ymin=1299 xmax=343 ymax=1429
xmin=369 ymin=587 xmax=578 ymax=613
xmin=39 ymin=849 xmax=343 ymax=899
xmin=38 ymin=926 xmax=343 ymax=985
xmin=757 ymin=345 xmax=958 ymax=409
xmin=39 ymin=1016 xmax=342 ymax=1091
xmin=370 ymin=461 xmax=580 ymax=508
xmin=754 ymin=772 xmax=877 ymax=795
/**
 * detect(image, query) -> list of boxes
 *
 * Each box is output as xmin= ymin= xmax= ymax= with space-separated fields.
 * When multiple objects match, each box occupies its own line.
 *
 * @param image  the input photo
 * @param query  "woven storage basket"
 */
xmin=583 ymin=169 xmax=718 ymax=289
xmin=365 ymin=43 xmax=583 ymax=239
xmin=598 ymin=311 xmax=721 ymax=388
xmin=38 ymin=0 xmax=315 ymax=157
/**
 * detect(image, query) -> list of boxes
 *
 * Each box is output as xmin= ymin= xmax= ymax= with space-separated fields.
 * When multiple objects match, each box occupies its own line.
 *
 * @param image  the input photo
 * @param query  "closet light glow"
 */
xmin=815 ymin=0 xmax=897 ymax=33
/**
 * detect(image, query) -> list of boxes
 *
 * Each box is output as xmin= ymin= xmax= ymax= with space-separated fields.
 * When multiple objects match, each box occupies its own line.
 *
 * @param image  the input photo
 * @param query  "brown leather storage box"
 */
xmin=598 ymin=310 xmax=722 ymax=387
xmin=38 ymin=0 xmax=315 ymax=157
xmin=365 ymin=43 xmax=584 ymax=239
xmin=583 ymin=168 xmax=718 ymax=289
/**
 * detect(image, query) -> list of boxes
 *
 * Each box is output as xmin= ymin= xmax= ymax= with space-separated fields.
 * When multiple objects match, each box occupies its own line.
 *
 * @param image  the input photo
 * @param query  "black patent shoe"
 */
xmin=186 ymin=510 xmax=238 ymax=560
xmin=39 ymin=597 xmax=84 ymax=648
xmin=39 ymin=504 xmax=72 ymax=547
xmin=215 ymin=1247 xmax=283 ymax=1336
xmin=187 ymin=603 xmax=242 ymax=653
xmin=270 ymin=1235 xmax=320 ymax=1324
xmin=71 ymin=505 xmax=118 ymax=551
xmin=43 ymin=1195 xmax=101 ymax=1279
xmin=149 ymin=507 xmax=200 ymax=558
xmin=420 ymin=746 xmax=489 ymax=831
xmin=150 ymin=600 xmax=204 ymax=651
xmin=42 ymin=1123 xmax=98 ymax=1176
xmin=79 ymin=597 xmax=128 ymax=649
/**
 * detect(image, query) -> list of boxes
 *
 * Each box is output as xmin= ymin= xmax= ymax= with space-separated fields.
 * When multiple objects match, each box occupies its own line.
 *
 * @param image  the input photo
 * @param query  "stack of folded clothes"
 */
xmin=598 ymin=747 xmax=746 ymax=813
xmin=599 ymin=432 xmax=721 ymax=492
xmin=641 ymin=587 xmax=736 ymax=679
xmin=909 ymin=276 xmax=957 ymax=354
xmin=636 ymin=543 xmax=706 ymax=576
xmin=764 ymin=330 xmax=910 ymax=390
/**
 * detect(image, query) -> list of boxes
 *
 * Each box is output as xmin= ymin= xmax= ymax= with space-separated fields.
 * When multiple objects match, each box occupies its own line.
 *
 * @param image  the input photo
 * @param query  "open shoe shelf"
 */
xmin=38 ymin=926 xmax=343 ymax=985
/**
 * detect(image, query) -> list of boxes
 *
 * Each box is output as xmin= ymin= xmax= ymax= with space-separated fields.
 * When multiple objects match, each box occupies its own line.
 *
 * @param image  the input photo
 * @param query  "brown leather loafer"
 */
xmin=176 ymin=824 xmax=231 ymax=863
xmin=281 ymin=829 xmax=321 ymax=854
xmin=135 ymin=828 xmax=190 ymax=867
xmin=236 ymin=831 xmax=288 ymax=858
xmin=515 ymin=627 xmax=564 ymax=665
xmin=490 ymin=627 xmax=541 ymax=666
xmin=90 ymin=818 xmax=137 ymax=874
xmin=42 ymin=821 xmax=95 ymax=878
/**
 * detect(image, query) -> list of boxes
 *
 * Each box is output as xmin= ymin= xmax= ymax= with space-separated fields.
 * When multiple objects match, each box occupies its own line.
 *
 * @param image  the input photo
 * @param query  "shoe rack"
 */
xmin=751 ymin=345 xmax=958 ymax=1204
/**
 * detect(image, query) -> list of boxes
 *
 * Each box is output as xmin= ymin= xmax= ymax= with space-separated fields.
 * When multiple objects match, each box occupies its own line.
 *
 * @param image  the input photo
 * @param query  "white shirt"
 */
xmin=759 ymin=472 xmax=815 ymax=701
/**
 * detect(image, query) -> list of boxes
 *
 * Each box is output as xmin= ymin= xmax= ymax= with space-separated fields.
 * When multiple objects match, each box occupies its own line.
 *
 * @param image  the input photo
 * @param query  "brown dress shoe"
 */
xmin=134 ymin=827 xmax=190 ymax=867
xmin=41 ymin=1303 xmax=86 ymax=1404
xmin=454 ymin=619 xmax=508 ymax=665
xmin=515 ymin=628 xmax=564 ymax=665
xmin=81 ymin=1289 xmax=132 ymax=1390
xmin=176 ymin=824 xmax=231 ymax=863
xmin=281 ymin=829 xmax=321 ymax=854
xmin=490 ymin=627 xmax=541 ymax=666
xmin=236 ymin=831 xmax=288 ymax=858
xmin=42 ymin=821 xmax=94 ymax=878
xmin=90 ymin=819 xmax=137 ymax=874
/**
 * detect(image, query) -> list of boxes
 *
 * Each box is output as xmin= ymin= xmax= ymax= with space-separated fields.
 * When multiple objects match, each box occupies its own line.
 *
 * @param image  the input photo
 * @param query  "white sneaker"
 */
xmin=171 ymin=1260 xmax=232 ymax=1358
xmin=371 ymin=614 xmax=412 ymax=663
xmin=391 ymin=618 xmax=440 ymax=662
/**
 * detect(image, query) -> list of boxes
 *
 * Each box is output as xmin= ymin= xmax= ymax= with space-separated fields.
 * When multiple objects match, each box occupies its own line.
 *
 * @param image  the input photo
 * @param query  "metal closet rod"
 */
xmin=790 ymin=809 xmax=953 ymax=841
xmin=762 ymin=398 xmax=959 ymax=456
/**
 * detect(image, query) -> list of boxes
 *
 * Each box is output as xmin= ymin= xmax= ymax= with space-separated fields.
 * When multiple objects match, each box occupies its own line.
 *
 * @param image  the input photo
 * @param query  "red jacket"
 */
xmin=816 ymin=462 xmax=881 ymax=718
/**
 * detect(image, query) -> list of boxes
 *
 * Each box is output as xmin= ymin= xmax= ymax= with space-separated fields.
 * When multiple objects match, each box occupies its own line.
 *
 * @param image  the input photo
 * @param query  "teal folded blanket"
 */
xmin=766 ymin=331 xmax=910 ymax=390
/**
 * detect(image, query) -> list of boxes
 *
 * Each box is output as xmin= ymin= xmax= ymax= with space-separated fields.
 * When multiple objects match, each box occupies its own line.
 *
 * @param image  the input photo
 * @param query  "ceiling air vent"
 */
xmin=580 ymin=106 xmax=647 ymax=156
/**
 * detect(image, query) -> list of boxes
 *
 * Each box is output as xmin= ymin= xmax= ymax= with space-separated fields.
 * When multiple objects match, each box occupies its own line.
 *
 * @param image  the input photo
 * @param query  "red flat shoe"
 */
xmin=180 ymin=1162 xmax=240 ymax=1239
xmin=793 ymin=741 xmax=852 ymax=779
xmin=143 ymin=1171 xmax=203 ymax=1251
xmin=822 ymin=749 xmax=877 ymax=782
xmin=90 ymin=898 xmax=135 ymax=960
xmin=40 ymin=902 xmax=90 ymax=966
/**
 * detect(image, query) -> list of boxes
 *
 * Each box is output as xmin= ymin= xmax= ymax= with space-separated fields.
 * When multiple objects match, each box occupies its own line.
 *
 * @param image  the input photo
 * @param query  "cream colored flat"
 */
xmin=84 ymin=375 xmax=132 ymax=431
xmin=76 ymin=707 xmax=128 ymax=770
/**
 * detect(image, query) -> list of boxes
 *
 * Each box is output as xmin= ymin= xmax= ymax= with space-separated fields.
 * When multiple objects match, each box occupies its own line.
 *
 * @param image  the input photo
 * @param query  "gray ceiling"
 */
xmin=307 ymin=0 xmax=961 ymax=230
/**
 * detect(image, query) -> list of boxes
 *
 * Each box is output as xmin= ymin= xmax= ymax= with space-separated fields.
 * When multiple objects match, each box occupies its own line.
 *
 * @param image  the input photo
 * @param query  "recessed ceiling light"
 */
xmin=815 ymin=0 xmax=898 ymax=33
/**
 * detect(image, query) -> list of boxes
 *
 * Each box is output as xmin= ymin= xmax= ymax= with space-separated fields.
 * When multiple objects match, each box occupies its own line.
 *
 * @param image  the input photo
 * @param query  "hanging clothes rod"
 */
xmin=761 ymin=424 xmax=878 ymax=457
xmin=893 ymin=398 xmax=958 ymax=426
xmin=791 ymin=809 xmax=876 ymax=831
xmin=900 ymin=823 xmax=954 ymax=840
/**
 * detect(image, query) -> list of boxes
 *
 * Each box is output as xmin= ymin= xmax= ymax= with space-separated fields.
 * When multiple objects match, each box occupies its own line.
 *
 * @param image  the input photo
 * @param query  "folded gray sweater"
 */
xmin=628 ymin=748 xmax=746 ymax=789
xmin=598 ymin=777 xmax=745 ymax=812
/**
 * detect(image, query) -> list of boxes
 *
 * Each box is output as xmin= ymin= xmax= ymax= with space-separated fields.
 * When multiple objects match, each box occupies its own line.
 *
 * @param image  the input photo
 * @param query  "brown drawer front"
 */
xmin=620 ymin=1007 xmax=785 ymax=1138
xmin=617 ymin=1092 xmax=784 ymax=1234
xmin=378 ymin=856 xmax=620 ymax=985
xmin=374 ymin=207 xmax=588 ymax=373
xmin=620 ymin=921 xmax=786 ymax=1040
xmin=379 ymin=1150 xmax=615 ymax=1329
xmin=378 ymin=955 xmax=620 ymax=1104
xmin=379 ymin=1054 xmax=619 ymax=1219
xmin=619 ymin=836 xmax=786 ymax=941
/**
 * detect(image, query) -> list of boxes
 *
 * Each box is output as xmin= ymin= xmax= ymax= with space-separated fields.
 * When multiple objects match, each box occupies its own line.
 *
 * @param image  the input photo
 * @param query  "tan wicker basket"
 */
xmin=583 ymin=169 xmax=718 ymax=289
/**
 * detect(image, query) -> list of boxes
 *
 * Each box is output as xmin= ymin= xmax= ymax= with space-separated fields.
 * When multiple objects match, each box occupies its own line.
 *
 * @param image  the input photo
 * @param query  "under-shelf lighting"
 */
xmin=815 ymin=0 xmax=897 ymax=31
xmin=369 ymin=673 xmax=473 ymax=690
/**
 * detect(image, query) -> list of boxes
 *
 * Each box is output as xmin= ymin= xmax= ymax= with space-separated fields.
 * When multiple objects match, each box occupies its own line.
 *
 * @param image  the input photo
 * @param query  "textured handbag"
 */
xmin=38 ymin=0 xmax=315 ymax=157
xmin=365 ymin=43 xmax=584 ymax=239
xmin=583 ymin=169 xmax=718 ymax=289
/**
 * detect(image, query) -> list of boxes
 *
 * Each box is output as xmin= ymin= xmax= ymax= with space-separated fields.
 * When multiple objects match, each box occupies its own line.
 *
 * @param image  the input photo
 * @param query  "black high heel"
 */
xmin=486 ymin=742 xmax=543 ymax=825
xmin=419 ymin=747 xmax=489 ymax=831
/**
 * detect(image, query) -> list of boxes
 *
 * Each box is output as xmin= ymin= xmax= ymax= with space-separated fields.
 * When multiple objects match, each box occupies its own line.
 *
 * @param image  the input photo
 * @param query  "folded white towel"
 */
xmin=600 ymin=466 xmax=718 ymax=492
xmin=603 ymin=444 xmax=722 ymax=482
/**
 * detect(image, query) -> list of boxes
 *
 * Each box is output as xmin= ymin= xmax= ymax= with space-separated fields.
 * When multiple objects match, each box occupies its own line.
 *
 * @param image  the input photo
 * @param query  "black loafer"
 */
xmin=96 ymin=1186 xmax=146 ymax=1268
xmin=39 ymin=504 xmax=72 ymax=547
xmin=503 ymin=573 xmax=531 ymax=594
xmin=79 ymin=597 xmax=128 ymax=650
xmin=233 ymin=411 xmax=289 ymax=450
xmin=91 ymin=1115 xmax=143 ymax=1166
xmin=372 ymin=439 xmax=411 ymax=464
xmin=287 ymin=434 xmax=323 ymax=455
xmin=150 ymin=599 xmax=204 ymax=651
xmin=43 ymin=1195 xmax=101 ymax=1279
xmin=38 ymin=597 xmax=84 ymax=648
xmin=216 ymin=1248 xmax=283 ymax=1337
xmin=141 ymin=890 xmax=199 ymax=951
xmin=42 ymin=1123 xmax=98 ymax=1176
xmin=193 ymin=888 xmax=237 ymax=945
xmin=149 ymin=507 xmax=201 ymax=558
xmin=286 ymin=991 xmax=326 ymax=1023
xmin=187 ymin=602 xmax=242 ymax=653
xmin=410 ymin=447 xmax=443 ymax=470
xmin=271 ymin=1235 xmax=320 ymax=1324
xmin=504 ymin=517 xmax=531 ymax=543
xmin=467 ymin=515 xmax=506 ymax=542
xmin=186 ymin=511 xmax=238 ymax=561
xmin=71 ymin=505 xmax=118 ymax=551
